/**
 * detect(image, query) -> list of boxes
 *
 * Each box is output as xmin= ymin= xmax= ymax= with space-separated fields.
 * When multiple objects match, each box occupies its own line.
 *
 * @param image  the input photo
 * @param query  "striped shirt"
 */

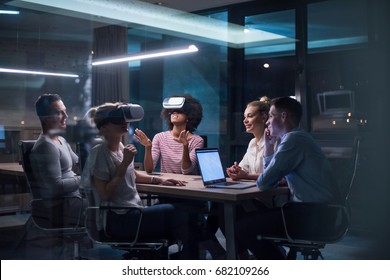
xmin=151 ymin=131 xmax=204 ymax=175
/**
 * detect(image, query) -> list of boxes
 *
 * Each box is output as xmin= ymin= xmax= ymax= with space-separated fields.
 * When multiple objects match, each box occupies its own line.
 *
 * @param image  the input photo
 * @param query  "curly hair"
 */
xmin=161 ymin=94 xmax=203 ymax=133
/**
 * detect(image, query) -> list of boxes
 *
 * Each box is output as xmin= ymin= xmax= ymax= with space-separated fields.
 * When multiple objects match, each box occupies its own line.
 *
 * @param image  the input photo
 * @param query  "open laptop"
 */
xmin=195 ymin=148 xmax=256 ymax=189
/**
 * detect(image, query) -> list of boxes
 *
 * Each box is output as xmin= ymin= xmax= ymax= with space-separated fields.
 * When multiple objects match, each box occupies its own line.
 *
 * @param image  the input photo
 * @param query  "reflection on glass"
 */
xmin=245 ymin=9 xmax=296 ymax=58
xmin=308 ymin=0 xmax=368 ymax=52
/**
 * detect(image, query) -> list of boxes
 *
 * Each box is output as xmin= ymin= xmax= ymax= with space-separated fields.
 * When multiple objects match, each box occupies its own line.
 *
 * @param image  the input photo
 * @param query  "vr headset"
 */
xmin=106 ymin=103 xmax=144 ymax=123
xmin=162 ymin=97 xmax=185 ymax=109
xmin=50 ymin=103 xmax=144 ymax=143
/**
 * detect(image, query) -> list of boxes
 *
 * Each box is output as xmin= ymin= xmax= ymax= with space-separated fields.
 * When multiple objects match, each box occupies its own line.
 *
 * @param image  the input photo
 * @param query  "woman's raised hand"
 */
xmin=134 ymin=128 xmax=152 ymax=147
xmin=173 ymin=130 xmax=191 ymax=146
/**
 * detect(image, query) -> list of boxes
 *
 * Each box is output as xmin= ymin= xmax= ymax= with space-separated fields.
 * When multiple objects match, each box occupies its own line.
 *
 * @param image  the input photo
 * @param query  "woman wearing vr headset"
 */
xmin=135 ymin=94 xmax=224 ymax=258
xmin=134 ymin=94 xmax=204 ymax=175
xmin=81 ymin=102 xmax=200 ymax=259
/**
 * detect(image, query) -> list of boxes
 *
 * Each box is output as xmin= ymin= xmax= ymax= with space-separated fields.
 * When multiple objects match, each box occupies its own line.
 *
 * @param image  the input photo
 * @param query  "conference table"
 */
xmin=0 ymin=163 xmax=289 ymax=259
xmin=0 ymin=162 xmax=31 ymax=214
xmin=0 ymin=162 xmax=24 ymax=176
xmin=136 ymin=172 xmax=289 ymax=259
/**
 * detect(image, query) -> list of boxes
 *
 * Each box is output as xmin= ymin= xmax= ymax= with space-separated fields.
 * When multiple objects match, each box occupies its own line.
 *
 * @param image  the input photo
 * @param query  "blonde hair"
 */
xmin=259 ymin=96 xmax=271 ymax=104
xmin=246 ymin=96 xmax=271 ymax=116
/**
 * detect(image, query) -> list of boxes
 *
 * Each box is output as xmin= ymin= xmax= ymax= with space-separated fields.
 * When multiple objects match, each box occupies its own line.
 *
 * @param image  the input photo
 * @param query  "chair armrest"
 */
xmin=30 ymin=196 xmax=85 ymax=229
xmin=86 ymin=206 xmax=144 ymax=246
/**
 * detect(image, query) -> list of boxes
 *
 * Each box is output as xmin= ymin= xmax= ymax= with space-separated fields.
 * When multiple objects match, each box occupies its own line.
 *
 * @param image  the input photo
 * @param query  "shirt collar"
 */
xmin=281 ymin=127 xmax=301 ymax=140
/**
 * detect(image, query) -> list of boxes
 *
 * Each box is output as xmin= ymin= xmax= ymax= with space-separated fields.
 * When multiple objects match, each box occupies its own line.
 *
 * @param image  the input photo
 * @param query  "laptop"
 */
xmin=195 ymin=148 xmax=257 ymax=189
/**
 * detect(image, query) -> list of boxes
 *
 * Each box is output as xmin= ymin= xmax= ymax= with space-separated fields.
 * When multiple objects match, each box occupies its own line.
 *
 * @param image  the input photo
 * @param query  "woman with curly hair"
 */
xmin=135 ymin=94 xmax=204 ymax=175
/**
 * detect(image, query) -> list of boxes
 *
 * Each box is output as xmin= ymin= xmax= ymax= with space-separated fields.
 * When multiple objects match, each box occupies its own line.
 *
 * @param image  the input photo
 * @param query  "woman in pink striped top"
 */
xmin=135 ymin=94 xmax=204 ymax=175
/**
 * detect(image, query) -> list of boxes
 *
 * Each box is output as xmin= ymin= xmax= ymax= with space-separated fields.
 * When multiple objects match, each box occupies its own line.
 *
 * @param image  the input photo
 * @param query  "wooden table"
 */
xmin=0 ymin=162 xmax=31 ymax=215
xmin=0 ymin=164 xmax=289 ymax=259
xmin=0 ymin=162 xmax=24 ymax=176
xmin=0 ymin=162 xmax=27 ymax=193
xmin=136 ymin=172 xmax=289 ymax=259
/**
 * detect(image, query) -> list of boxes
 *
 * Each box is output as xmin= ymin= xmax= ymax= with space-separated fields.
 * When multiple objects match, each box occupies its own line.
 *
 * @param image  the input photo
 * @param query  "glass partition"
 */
xmin=307 ymin=0 xmax=370 ymax=132
xmin=0 ymin=3 xmax=233 ymax=163
xmin=308 ymin=0 xmax=368 ymax=52
xmin=245 ymin=9 xmax=296 ymax=58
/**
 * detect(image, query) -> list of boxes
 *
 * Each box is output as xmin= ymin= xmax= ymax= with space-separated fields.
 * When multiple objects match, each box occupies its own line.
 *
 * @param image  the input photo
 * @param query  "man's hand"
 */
xmin=264 ymin=127 xmax=277 ymax=157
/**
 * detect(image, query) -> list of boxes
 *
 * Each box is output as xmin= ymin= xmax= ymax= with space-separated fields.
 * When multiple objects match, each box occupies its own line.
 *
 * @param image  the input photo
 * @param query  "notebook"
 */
xmin=195 ymin=148 xmax=257 ymax=189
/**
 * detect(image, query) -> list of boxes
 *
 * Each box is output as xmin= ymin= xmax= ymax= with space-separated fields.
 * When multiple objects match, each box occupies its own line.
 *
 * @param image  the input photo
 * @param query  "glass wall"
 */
xmin=0 ymin=3 xmax=232 ymax=164
xmin=245 ymin=9 xmax=296 ymax=58
xmin=308 ymin=0 xmax=370 ymax=130
xmin=0 ymin=8 xmax=93 ymax=161
xmin=228 ymin=9 xmax=296 ymax=161
xmin=1 ymin=0 xmax=390 ymax=260
xmin=0 ymin=0 xmax=376 ymax=167
xmin=1 ymin=1 xmax=296 ymax=166
xmin=124 ymin=11 xmax=230 ymax=162
xmin=307 ymin=0 xmax=372 ymax=229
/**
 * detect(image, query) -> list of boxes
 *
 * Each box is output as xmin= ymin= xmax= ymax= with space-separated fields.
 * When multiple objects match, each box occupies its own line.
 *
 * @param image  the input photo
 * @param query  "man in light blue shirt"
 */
xmin=237 ymin=97 xmax=341 ymax=259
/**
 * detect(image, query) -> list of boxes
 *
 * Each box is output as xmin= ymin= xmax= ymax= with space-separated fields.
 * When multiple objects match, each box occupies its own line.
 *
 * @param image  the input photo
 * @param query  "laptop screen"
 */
xmin=195 ymin=148 xmax=226 ymax=184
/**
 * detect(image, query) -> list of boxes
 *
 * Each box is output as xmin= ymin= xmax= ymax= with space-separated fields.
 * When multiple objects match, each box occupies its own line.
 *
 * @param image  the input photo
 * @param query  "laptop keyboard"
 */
xmin=214 ymin=181 xmax=237 ymax=186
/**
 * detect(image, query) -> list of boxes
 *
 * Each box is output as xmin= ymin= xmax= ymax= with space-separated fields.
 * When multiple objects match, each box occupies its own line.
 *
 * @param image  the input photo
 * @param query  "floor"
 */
xmin=0 ymin=214 xmax=385 ymax=260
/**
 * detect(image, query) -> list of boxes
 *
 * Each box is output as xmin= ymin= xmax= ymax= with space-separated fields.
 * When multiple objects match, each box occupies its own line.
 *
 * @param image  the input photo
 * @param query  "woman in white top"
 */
xmin=226 ymin=96 xmax=271 ymax=180
xmin=198 ymin=97 xmax=272 ymax=260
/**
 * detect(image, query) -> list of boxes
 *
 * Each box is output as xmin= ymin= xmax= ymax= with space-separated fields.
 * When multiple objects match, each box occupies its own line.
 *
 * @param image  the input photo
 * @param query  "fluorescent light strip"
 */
xmin=0 ymin=10 xmax=20 ymax=14
xmin=0 ymin=67 xmax=79 ymax=78
xmin=92 ymin=45 xmax=198 ymax=66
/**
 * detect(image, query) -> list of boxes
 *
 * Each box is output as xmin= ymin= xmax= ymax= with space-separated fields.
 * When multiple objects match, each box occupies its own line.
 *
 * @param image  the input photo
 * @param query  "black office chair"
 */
xmin=18 ymin=140 xmax=87 ymax=259
xmin=83 ymin=187 xmax=169 ymax=259
xmin=200 ymin=135 xmax=208 ymax=148
xmin=257 ymin=137 xmax=361 ymax=260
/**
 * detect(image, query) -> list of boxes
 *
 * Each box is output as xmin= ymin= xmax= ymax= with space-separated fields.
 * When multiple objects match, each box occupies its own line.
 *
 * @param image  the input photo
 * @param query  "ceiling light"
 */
xmin=10 ymin=0 xmax=295 ymax=48
xmin=0 ymin=10 xmax=20 ymax=14
xmin=0 ymin=67 xmax=79 ymax=78
xmin=92 ymin=45 xmax=198 ymax=66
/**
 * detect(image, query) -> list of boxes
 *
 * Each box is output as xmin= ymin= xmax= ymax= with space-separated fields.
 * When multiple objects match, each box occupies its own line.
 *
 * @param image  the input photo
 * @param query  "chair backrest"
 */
xmin=19 ymin=140 xmax=86 ymax=231
xmin=281 ymin=202 xmax=349 ymax=243
xmin=279 ymin=136 xmax=362 ymax=244
xmin=83 ymin=186 xmax=107 ymax=234
xmin=200 ymin=135 xmax=208 ymax=148
xmin=279 ymin=138 xmax=362 ymax=245
xmin=344 ymin=136 xmax=361 ymax=203
xmin=76 ymin=137 xmax=103 ymax=172
xmin=85 ymin=206 xmax=106 ymax=242
xmin=18 ymin=140 xmax=40 ymax=198
xmin=83 ymin=186 xmax=101 ymax=208
xmin=83 ymin=190 xmax=145 ymax=247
